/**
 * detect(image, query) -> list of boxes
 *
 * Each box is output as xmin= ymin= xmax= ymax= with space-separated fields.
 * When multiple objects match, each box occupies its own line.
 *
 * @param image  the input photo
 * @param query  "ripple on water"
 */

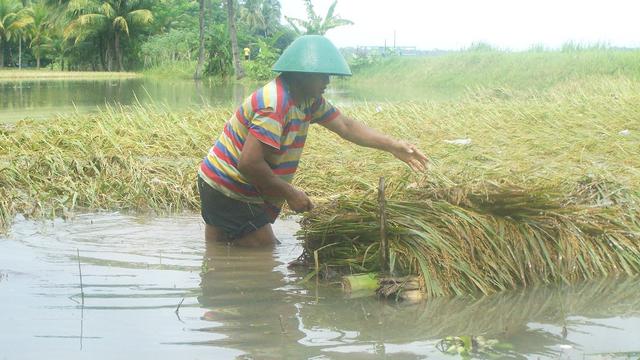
xmin=1 ymin=212 xmax=640 ymax=359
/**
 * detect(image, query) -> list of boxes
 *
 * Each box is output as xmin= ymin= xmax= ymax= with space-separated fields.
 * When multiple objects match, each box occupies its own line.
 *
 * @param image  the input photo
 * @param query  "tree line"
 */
xmin=0 ymin=0 xmax=352 ymax=79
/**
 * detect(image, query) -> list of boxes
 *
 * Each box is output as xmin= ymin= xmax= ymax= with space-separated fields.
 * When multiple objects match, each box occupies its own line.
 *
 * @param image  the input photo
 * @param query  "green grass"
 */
xmin=341 ymin=48 xmax=640 ymax=100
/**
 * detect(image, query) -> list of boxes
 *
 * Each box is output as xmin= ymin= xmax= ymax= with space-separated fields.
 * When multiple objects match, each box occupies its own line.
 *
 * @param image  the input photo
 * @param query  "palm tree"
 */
xmin=49 ymin=29 xmax=71 ymax=70
xmin=43 ymin=0 xmax=72 ymax=69
xmin=225 ymin=0 xmax=244 ymax=79
xmin=240 ymin=0 xmax=281 ymax=37
xmin=285 ymin=0 xmax=352 ymax=35
xmin=27 ymin=1 xmax=51 ymax=68
xmin=65 ymin=0 xmax=153 ymax=71
xmin=0 ymin=0 xmax=33 ymax=67
xmin=260 ymin=0 xmax=280 ymax=36
xmin=240 ymin=0 xmax=265 ymax=35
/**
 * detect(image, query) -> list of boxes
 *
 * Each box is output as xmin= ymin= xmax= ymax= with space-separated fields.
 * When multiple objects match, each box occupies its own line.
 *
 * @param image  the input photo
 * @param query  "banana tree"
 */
xmin=285 ymin=0 xmax=352 ymax=35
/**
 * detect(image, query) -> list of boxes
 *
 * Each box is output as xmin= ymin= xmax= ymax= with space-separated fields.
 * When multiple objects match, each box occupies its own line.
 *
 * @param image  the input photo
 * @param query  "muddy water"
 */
xmin=0 ymin=78 xmax=363 ymax=123
xmin=1 ymin=213 xmax=640 ymax=359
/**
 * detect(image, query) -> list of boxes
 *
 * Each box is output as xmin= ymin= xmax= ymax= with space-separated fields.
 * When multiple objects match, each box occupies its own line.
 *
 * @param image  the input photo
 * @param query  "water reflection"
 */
xmin=197 ymin=240 xmax=312 ymax=359
xmin=0 ymin=213 xmax=639 ymax=359
xmin=0 ymin=77 xmax=391 ymax=123
xmin=197 ymin=236 xmax=640 ymax=359
xmin=297 ymin=277 xmax=640 ymax=359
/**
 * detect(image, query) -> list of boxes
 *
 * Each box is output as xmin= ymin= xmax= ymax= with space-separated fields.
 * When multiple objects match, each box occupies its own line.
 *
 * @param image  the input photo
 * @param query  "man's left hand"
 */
xmin=391 ymin=141 xmax=428 ymax=172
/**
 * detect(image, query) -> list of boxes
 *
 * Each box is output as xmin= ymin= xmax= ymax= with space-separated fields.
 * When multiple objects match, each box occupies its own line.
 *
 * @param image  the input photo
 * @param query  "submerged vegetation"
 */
xmin=300 ymin=276 xmax=640 ymax=356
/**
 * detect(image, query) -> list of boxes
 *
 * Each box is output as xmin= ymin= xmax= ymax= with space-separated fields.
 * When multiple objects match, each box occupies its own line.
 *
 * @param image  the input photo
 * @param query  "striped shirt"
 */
xmin=198 ymin=75 xmax=340 ymax=220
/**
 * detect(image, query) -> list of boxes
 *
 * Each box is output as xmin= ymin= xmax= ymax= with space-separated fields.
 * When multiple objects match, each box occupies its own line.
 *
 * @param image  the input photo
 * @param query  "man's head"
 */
xmin=281 ymin=72 xmax=330 ymax=99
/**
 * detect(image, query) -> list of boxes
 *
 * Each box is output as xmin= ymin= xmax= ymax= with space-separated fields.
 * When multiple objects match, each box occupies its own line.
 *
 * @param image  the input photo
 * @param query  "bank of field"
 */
xmin=0 ymin=69 xmax=141 ymax=80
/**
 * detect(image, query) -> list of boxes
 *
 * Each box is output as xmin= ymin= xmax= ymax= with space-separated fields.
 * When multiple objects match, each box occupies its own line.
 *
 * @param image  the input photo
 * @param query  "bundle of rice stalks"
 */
xmin=299 ymin=178 xmax=640 ymax=298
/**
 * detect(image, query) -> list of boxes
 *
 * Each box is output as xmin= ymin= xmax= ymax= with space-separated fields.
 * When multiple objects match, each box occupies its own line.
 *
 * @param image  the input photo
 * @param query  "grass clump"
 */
xmin=142 ymin=60 xmax=197 ymax=80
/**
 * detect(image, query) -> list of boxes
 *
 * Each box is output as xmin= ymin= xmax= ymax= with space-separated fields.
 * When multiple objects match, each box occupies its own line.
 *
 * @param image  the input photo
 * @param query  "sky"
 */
xmin=278 ymin=0 xmax=640 ymax=51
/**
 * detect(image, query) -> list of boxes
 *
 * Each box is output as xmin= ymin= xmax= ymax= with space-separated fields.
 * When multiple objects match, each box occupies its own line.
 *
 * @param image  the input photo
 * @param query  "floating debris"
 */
xmin=444 ymin=138 xmax=472 ymax=145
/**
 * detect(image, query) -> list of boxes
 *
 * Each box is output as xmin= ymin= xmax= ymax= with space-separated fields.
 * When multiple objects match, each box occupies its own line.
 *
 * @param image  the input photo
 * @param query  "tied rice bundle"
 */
xmin=299 ymin=178 xmax=640 ymax=298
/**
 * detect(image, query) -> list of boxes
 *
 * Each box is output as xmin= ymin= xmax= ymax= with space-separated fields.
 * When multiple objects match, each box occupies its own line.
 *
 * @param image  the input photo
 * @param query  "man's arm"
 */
xmin=320 ymin=113 xmax=428 ymax=172
xmin=238 ymin=133 xmax=313 ymax=212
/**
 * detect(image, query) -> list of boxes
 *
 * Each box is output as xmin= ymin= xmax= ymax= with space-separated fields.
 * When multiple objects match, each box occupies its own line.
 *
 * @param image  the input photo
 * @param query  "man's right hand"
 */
xmin=286 ymin=187 xmax=314 ymax=213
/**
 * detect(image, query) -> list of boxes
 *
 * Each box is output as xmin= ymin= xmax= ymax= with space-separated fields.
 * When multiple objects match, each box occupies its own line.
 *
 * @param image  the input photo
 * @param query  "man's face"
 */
xmin=301 ymin=73 xmax=330 ymax=99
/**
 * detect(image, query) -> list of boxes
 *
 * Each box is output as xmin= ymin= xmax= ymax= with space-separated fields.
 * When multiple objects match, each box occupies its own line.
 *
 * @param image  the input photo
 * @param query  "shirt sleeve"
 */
xmin=310 ymin=97 xmax=341 ymax=125
xmin=248 ymin=107 xmax=284 ymax=149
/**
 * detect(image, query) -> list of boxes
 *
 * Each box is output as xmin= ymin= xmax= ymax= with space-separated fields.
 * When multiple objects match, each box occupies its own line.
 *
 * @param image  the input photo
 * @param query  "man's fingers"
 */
xmin=405 ymin=143 xmax=428 ymax=162
xmin=412 ymin=157 xmax=427 ymax=171
xmin=413 ymin=147 xmax=428 ymax=163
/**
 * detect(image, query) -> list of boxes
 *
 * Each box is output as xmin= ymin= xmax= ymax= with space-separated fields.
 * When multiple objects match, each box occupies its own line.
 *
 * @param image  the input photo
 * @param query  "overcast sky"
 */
xmin=278 ymin=0 xmax=640 ymax=50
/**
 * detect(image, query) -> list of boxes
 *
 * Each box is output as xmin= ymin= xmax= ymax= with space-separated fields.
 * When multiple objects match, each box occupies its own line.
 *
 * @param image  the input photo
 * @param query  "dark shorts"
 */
xmin=197 ymin=175 xmax=271 ymax=240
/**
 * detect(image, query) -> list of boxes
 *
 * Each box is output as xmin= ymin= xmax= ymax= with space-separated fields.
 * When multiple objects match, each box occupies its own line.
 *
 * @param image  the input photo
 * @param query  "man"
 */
xmin=198 ymin=35 xmax=427 ymax=247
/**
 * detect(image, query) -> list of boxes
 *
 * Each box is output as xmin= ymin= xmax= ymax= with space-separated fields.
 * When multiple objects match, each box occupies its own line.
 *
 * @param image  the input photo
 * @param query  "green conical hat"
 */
xmin=272 ymin=35 xmax=352 ymax=76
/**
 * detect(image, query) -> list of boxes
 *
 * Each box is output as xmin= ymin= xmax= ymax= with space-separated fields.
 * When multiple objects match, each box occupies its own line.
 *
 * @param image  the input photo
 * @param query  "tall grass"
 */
xmin=342 ymin=48 xmax=640 ymax=100
xmin=300 ymin=181 xmax=640 ymax=297
xmin=302 ymin=76 xmax=640 ymax=196
xmin=142 ymin=60 xmax=198 ymax=79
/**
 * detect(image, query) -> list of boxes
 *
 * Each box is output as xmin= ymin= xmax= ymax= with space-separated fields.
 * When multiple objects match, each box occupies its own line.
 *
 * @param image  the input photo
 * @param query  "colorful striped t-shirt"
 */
xmin=198 ymin=76 xmax=340 ymax=220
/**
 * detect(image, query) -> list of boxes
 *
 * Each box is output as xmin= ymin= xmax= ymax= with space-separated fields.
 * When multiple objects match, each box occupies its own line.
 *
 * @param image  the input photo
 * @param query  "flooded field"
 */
xmin=0 ymin=78 xmax=248 ymax=122
xmin=1 ymin=213 xmax=639 ymax=359
xmin=0 ymin=78 xmax=375 ymax=123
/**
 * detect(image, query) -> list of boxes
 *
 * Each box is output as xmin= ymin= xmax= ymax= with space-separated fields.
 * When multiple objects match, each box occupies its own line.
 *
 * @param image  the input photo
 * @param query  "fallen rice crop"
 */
xmin=1 ymin=77 xmax=639 ymax=296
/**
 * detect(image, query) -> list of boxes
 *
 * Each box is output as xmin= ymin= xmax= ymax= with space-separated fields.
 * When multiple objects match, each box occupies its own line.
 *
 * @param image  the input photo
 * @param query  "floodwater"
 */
xmin=0 ymin=77 xmax=369 ymax=123
xmin=0 ymin=78 xmax=250 ymax=122
xmin=1 ymin=213 xmax=640 ymax=359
